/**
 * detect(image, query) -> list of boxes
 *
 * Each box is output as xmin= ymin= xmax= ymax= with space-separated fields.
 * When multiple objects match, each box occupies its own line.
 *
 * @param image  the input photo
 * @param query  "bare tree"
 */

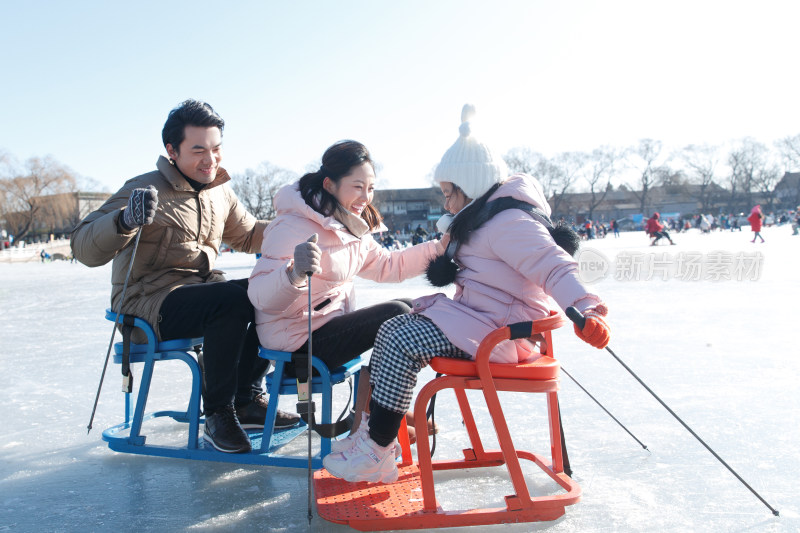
xmin=230 ymin=162 xmax=296 ymax=221
xmin=0 ymin=150 xmax=11 ymax=169
xmin=37 ymin=192 xmax=79 ymax=236
xmin=543 ymin=152 xmax=586 ymax=216
xmin=727 ymin=138 xmax=768 ymax=213
xmin=503 ymin=146 xmax=543 ymax=176
xmin=582 ymin=146 xmax=619 ymax=219
xmin=654 ymin=167 xmax=687 ymax=187
xmin=627 ymin=139 xmax=668 ymax=216
xmin=679 ymin=144 xmax=721 ymax=212
xmin=776 ymin=133 xmax=800 ymax=171
xmin=753 ymin=161 xmax=782 ymax=212
xmin=0 ymin=155 xmax=77 ymax=241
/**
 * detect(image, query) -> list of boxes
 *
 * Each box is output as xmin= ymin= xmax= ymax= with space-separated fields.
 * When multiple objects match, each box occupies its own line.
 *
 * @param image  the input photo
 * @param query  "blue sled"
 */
xmin=102 ymin=309 xmax=363 ymax=468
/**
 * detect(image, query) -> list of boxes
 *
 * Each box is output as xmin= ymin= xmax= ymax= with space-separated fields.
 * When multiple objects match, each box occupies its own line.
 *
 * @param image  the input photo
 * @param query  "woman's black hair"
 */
xmin=297 ymin=140 xmax=382 ymax=230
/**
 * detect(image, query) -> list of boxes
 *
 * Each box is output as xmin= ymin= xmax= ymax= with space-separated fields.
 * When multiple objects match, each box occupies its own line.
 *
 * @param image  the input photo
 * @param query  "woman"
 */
xmin=747 ymin=205 xmax=765 ymax=243
xmin=247 ymin=140 xmax=444 ymax=439
xmin=322 ymin=105 xmax=611 ymax=484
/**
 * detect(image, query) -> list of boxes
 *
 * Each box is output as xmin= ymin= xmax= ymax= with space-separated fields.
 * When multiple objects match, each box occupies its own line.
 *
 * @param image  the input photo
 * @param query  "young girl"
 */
xmin=247 ymin=140 xmax=444 ymax=438
xmin=323 ymin=105 xmax=611 ymax=483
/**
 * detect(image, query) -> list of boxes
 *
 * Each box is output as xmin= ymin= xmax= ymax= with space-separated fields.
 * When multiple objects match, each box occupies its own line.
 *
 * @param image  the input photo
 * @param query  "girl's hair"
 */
xmin=298 ymin=140 xmax=382 ymax=230
xmin=448 ymin=182 xmax=503 ymax=245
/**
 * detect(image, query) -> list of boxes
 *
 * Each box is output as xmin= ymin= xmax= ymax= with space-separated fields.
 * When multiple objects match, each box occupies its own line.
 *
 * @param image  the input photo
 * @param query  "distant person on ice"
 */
xmin=646 ymin=212 xmax=675 ymax=245
xmin=412 ymin=224 xmax=428 ymax=244
xmin=747 ymin=205 xmax=766 ymax=243
xmin=699 ymin=214 xmax=711 ymax=233
xmin=322 ymin=104 xmax=611 ymax=484
xmin=71 ymin=99 xmax=299 ymax=455
xmin=611 ymin=218 xmax=620 ymax=237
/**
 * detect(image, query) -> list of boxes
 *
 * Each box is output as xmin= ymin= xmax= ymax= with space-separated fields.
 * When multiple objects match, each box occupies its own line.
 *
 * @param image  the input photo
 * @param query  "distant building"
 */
xmin=1 ymin=191 xmax=110 ymax=241
xmin=553 ymin=183 xmax=731 ymax=224
xmin=373 ymin=187 xmax=444 ymax=234
xmin=775 ymin=172 xmax=800 ymax=209
xmin=368 ymin=178 xmax=793 ymax=236
xmin=553 ymin=189 xmax=639 ymax=223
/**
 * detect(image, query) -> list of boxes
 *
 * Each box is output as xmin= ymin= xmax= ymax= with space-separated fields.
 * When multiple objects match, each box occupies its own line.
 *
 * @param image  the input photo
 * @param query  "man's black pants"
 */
xmin=158 ymin=279 xmax=268 ymax=414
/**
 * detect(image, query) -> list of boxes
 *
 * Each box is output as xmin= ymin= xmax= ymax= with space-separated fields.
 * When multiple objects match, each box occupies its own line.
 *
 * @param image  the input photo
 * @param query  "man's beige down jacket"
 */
xmin=71 ymin=156 xmax=266 ymax=339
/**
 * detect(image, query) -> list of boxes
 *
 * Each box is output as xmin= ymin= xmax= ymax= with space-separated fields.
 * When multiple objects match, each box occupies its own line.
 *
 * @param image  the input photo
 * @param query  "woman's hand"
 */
xmin=289 ymin=234 xmax=322 ymax=285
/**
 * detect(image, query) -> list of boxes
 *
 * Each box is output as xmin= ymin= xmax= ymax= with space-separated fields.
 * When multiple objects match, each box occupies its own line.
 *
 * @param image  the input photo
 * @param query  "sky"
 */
xmin=1 ymin=0 xmax=799 ymax=192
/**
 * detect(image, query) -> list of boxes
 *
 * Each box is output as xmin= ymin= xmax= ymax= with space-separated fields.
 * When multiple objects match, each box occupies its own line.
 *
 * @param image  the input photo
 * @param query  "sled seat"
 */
xmin=258 ymin=348 xmax=365 ymax=468
xmin=102 ymin=309 xmax=204 ymax=452
xmin=314 ymin=311 xmax=581 ymax=530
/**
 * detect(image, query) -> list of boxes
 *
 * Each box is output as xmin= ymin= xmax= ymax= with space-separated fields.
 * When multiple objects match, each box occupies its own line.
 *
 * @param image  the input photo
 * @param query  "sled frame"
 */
xmin=314 ymin=311 xmax=581 ymax=530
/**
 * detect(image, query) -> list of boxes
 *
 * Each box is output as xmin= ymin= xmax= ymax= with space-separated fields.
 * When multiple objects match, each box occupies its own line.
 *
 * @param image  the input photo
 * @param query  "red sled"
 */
xmin=314 ymin=311 xmax=581 ymax=530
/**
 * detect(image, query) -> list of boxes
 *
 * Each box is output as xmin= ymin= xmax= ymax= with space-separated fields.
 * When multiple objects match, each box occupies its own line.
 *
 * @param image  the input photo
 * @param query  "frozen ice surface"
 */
xmin=1 ymin=227 xmax=798 ymax=532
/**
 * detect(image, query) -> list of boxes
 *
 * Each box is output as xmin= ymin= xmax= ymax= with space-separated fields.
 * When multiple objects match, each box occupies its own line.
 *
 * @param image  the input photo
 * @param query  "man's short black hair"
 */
xmin=161 ymin=99 xmax=225 ymax=151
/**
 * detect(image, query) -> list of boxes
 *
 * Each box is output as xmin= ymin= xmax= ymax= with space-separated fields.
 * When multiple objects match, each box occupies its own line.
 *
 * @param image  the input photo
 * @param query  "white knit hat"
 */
xmin=433 ymin=103 xmax=507 ymax=199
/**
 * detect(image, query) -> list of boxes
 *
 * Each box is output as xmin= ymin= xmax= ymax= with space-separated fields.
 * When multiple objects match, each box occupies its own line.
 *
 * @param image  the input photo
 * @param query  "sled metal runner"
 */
xmin=101 ymin=309 xmax=363 ymax=468
xmin=314 ymin=311 xmax=581 ymax=530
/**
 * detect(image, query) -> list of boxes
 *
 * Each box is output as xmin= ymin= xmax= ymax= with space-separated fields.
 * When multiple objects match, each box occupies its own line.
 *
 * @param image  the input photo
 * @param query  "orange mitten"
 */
xmin=573 ymin=304 xmax=610 ymax=349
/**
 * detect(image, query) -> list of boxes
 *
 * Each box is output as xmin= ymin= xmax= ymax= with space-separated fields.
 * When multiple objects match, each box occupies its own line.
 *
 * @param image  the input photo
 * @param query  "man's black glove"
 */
xmin=121 ymin=186 xmax=158 ymax=231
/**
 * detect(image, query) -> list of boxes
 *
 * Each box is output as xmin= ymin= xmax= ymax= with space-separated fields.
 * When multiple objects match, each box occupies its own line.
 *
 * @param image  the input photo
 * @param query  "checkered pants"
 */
xmin=370 ymin=313 xmax=470 ymax=414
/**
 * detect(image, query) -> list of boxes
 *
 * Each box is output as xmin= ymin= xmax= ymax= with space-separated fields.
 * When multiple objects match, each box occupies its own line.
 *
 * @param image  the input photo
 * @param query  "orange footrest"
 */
xmin=314 ymin=464 xmax=428 ymax=525
xmin=314 ymin=465 xmax=568 ymax=531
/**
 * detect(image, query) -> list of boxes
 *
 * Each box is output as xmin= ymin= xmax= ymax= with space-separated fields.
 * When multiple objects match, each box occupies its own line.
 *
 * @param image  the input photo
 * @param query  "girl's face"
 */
xmin=440 ymin=182 xmax=470 ymax=214
xmin=323 ymin=162 xmax=375 ymax=216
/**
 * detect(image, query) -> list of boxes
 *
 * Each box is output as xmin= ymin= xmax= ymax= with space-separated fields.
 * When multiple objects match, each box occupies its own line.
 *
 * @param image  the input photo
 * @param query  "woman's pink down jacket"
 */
xmin=412 ymin=173 xmax=603 ymax=364
xmin=248 ymin=183 xmax=442 ymax=351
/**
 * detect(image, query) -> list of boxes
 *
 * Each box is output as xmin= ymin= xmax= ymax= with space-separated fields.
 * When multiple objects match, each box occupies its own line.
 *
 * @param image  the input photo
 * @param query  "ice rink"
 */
xmin=1 ymin=226 xmax=798 ymax=532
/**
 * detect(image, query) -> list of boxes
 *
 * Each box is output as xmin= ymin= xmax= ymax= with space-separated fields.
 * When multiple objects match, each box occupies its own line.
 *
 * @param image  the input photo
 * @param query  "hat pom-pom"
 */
xmin=461 ymin=103 xmax=476 ymax=123
xmin=459 ymin=103 xmax=476 ymax=137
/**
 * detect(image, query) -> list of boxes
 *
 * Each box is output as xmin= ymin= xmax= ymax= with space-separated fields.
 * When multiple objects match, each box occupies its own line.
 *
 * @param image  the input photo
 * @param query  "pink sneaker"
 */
xmin=323 ymin=435 xmax=399 ymax=483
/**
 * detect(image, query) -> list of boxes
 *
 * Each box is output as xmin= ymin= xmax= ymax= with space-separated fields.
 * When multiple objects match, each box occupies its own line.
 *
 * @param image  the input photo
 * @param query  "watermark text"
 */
xmin=578 ymin=249 xmax=763 ymax=283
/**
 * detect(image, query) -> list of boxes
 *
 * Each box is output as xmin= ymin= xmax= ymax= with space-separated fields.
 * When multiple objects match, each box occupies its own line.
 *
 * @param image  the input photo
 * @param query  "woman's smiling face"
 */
xmin=324 ymin=162 xmax=375 ymax=215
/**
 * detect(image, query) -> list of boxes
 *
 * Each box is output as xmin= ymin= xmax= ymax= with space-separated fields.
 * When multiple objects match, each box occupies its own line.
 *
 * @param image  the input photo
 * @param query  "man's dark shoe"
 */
xmin=203 ymin=404 xmax=252 ymax=453
xmin=236 ymin=392 xmax=301 ymax=430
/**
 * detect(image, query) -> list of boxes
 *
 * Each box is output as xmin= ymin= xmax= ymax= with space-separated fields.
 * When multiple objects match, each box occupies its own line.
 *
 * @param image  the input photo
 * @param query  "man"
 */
xmin=72 ymin=99 xmax=298 ymax=454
